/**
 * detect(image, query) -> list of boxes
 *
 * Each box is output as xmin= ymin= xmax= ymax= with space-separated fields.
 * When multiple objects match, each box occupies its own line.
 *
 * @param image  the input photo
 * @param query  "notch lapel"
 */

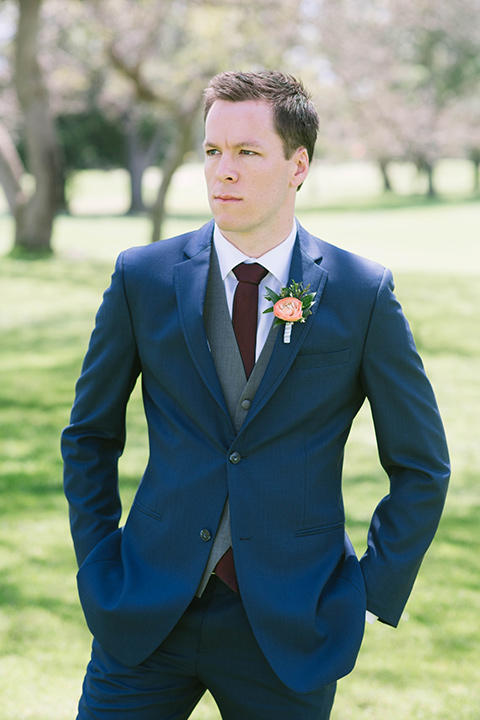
xmin=174 ymin=222 xmax=231 ymax=421
xmin=242 ymin=225 xmax=328 ymax=424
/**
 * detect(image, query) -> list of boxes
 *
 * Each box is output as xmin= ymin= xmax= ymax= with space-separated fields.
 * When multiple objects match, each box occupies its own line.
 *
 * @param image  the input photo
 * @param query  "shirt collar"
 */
xmin=213 ymin=220 xmax=297 ymax=287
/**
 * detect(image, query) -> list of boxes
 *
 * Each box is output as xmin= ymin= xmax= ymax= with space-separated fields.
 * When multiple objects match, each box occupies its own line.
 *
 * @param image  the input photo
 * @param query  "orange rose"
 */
xmin=273 ymin=297 xmax=303 ymax=322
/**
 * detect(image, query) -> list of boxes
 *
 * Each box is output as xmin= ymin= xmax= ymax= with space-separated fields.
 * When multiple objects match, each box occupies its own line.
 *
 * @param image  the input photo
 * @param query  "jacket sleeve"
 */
xmin=61 ymin=252 xmax=141 ymax=567
xmin=359 ymin=268 xmax=450 ymax=626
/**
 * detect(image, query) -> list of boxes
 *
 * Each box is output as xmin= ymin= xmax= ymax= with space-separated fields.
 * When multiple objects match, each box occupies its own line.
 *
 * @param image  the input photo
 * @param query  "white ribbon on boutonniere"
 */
xmin=263 ymin=281 xmax=316 ymax=344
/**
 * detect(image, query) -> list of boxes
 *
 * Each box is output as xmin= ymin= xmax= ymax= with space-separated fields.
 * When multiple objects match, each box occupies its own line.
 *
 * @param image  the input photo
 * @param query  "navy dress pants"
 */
xmin=77 ymin=576 xmax=336 ymax=720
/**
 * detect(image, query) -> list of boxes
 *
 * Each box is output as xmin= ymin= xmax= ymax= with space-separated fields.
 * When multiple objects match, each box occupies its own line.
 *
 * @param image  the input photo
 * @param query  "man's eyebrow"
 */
xmin=203 ymin=139 xmax=264 ymax=149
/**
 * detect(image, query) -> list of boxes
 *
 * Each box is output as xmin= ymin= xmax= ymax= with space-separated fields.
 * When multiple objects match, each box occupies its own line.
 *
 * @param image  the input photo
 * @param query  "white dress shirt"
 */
xmin=213 ymin=221 xmax=297 ymax=359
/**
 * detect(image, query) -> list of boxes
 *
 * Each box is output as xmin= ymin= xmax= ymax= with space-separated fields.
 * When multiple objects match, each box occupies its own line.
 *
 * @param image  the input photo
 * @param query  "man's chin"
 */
xmin=213 ymin=218 xmax=246 ymax=236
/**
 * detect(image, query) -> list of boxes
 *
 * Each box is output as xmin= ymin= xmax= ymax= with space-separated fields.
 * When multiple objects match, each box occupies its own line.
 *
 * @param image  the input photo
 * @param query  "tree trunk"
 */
xmin=127 ymin=154 xmax=147 ymax=214
xmin=125 ymin=116 xmax=164 ymax=215
xmin=14 ymin=0 xmax=62 ymax=252
xmin=378 ymin=159 xmax=393 ymax=192
xmin=470 ymin=152 xmax=480 ymax=192
xmin=125 ymin=115 xmax=147 ymax=213
xmin=0 ymin=122 xmax=27 ymax=213
xmin=416 ymin=157 xmax=437 ymax=198
xmin=150 ymin=114 xmax=197 ymax=243
xmin=425 ymin=161 xmax=436 ymax=198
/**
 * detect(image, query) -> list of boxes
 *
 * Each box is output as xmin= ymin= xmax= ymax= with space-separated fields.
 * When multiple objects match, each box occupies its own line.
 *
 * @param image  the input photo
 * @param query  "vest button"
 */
xmin=200 ymin=528 xmax=212 ymax=542
xmin=241 ymin=399 xmax=251 ymax=410
xmin=229 ymin=451 xmax=241 ymax=464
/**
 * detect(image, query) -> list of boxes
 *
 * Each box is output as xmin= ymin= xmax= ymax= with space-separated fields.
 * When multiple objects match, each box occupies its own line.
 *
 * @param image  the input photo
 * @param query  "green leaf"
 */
xmin=264 ymin=286 xmax=280 ymax=304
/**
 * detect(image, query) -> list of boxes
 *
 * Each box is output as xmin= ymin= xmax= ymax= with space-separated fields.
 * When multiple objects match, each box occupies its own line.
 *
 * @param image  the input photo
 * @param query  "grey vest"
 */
xmin=196 ymin=250 xmax=278 ymax=595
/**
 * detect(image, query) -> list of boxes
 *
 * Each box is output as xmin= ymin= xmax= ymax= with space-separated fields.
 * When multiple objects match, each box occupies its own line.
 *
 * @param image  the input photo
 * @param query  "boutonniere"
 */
xmin=263 ymin=280 xmax=316 ymax=344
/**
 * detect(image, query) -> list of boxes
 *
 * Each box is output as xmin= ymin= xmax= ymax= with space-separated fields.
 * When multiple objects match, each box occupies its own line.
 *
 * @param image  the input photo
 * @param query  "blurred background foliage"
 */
xmin=1 ymin=0 xmax=479 ymax=251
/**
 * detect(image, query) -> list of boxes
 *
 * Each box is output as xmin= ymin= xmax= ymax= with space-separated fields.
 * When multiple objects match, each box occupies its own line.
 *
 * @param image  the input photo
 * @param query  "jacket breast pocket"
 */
xmin=293 ymin=348 xmax=350 ymax=370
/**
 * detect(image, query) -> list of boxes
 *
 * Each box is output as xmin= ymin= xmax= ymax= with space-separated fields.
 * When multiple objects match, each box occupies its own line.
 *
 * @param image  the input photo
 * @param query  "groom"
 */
xmin=62 ymin=70 xmax=450 ymax=719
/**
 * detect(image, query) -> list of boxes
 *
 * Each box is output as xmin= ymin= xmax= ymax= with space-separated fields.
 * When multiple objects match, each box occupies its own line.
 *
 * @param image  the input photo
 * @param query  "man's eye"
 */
xmin=241 ymin=150 xmax=256 ymax=156
xmin=205 ymin=149 xmax=219 ymax=156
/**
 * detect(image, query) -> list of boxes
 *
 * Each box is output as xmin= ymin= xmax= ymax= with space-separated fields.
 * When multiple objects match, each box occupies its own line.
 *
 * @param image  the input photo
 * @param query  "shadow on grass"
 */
xmin=0 ymin=576 xmax=83 ymax=632
xmin=7 ymin=245 xmax=54 ymax=261
xmin=299 ymin=191 xmax=480 ymax=215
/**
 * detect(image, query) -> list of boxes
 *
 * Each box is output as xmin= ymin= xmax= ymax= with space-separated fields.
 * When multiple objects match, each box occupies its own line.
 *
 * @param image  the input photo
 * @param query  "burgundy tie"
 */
xmin=232 ymin=262 xmax=269 ymax=379
xmin=214 ymin=262 xmax=268 ymax=593
xmin=214 ymin=547 xmax=238 ymax=593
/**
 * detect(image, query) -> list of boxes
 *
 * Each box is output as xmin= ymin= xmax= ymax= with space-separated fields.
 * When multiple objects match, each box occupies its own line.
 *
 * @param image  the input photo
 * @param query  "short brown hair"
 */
xmin=204 ymin=70 xmax=319 ymax=163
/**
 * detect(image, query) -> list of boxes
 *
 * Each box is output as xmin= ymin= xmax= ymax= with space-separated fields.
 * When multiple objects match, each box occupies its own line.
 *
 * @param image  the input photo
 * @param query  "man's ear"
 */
xmin=291 ymin=147 xmax=310 ymax=190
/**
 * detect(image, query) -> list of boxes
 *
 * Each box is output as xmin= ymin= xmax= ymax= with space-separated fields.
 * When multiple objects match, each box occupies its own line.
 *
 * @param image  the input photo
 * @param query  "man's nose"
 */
xmin=216 ymin=154 xmax=238 ymax=182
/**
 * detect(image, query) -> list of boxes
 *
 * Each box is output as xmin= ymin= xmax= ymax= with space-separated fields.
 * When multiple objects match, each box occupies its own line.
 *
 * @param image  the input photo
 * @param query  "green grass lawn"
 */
xmin=0 ymin=163 xmax=479 ymax=718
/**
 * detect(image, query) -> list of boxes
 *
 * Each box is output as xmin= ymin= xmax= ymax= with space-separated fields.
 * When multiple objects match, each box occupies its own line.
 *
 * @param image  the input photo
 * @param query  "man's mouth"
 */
xmin=215 ymin=195 xmax=242 ymax=202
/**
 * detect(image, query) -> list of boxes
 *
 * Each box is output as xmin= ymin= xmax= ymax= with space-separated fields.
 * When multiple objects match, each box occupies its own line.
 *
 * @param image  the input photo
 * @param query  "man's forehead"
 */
xmin=204 ymin=99 xmax=277 ymax=142
xmin=206 ymin=98 xmax=274 ymax=124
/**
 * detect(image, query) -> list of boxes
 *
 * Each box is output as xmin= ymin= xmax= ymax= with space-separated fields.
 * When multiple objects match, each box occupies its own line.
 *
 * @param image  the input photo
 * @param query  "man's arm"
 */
xmin=61 ymin=253 xmax=141 ymax=567
xmin=359 ymin=268 xmax=450 ymax=626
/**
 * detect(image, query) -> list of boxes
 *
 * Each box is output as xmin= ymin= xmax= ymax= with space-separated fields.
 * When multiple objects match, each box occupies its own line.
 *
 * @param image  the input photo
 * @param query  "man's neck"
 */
xmin=217 ymin=219 xmax=296 ymax=259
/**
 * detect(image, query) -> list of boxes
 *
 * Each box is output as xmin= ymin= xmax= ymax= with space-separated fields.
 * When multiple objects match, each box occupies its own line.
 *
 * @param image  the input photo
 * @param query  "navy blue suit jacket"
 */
xmin=62 ymin=221 xmax=449 ymax=693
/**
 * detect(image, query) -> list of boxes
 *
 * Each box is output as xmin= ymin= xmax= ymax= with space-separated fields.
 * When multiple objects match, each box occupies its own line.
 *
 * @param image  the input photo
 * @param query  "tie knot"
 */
xmin=233 ymin=262 xmax=268 ymax=286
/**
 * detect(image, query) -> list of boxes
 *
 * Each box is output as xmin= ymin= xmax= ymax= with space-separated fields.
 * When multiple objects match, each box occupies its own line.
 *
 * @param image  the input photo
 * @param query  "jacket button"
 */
xmin=229 ymin=451 xmax=241 ymax=464
xmin=200 ymin=529 xmax=212 ymax=542
xmin=240 ymin=399 xmax=251 ymax=410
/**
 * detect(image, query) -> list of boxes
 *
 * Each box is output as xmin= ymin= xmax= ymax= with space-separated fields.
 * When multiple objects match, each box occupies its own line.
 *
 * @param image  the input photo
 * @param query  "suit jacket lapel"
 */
xmin=174 ymin=221 xmax=231 ymax=420
xmin=244 ymin=224 xmax=328 ymax=423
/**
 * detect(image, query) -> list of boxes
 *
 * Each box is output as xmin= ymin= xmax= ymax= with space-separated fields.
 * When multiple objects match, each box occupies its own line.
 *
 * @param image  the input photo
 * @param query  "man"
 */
xmin=62 ymin=70 xmax=450 ymax=719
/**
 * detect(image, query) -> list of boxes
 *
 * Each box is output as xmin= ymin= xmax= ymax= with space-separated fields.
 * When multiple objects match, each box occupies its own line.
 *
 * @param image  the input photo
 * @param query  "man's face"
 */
xmin=204 ymin=99 xmax=308 ymax=251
